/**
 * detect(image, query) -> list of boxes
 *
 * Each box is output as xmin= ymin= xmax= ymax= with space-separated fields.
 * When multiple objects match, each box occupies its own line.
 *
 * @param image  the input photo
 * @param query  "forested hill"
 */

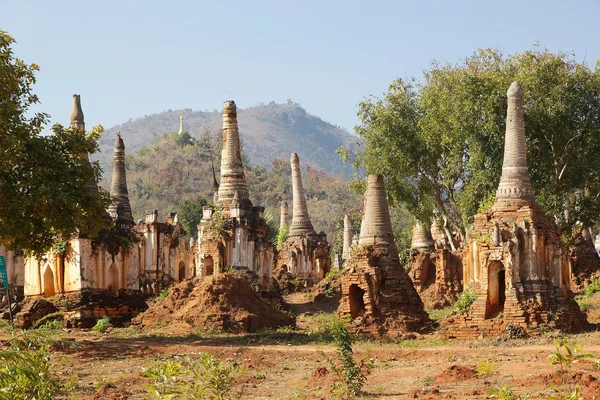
xmin=95 ymin=101 xmax=356 ymax=177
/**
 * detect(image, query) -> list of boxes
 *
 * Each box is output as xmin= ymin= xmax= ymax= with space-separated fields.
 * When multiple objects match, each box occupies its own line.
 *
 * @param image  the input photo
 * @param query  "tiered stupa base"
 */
xmin=339 ymin=244 xmax=431 ymax=338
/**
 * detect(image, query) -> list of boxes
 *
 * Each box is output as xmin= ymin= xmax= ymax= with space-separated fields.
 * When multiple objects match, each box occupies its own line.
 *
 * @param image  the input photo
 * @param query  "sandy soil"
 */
xmin=43 ymin=289 xmax=600 ymax=400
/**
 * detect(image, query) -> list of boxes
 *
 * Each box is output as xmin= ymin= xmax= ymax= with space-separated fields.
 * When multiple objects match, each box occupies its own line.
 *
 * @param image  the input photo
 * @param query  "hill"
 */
xmin=94 ymin=101 xmax=356 ymax=178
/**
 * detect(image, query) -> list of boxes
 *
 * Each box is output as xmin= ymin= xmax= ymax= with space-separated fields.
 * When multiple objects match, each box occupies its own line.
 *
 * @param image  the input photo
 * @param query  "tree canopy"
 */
xmin=0 ymin=30 xmax=110 ymax=255
xmin=341 ymin=46 xmax=600 ymax=248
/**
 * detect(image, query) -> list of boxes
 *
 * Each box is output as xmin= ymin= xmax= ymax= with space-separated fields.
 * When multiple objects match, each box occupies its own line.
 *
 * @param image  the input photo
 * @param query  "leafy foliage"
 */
xmin=342 ymin=46 xmax=600 ymax=245
xmin=0 ymin=30 xmax=111 ymax=255
xmin=179 ymin=195 xmax=208 ymax=238
xmin=0 ymin=320 xmax=72 ymax=400
xmin=276 ymin=224 xmax=289 ymax=250
xmin=91 ymin=316 xmax=112 ymax=333
xmin=548 ymin=338 xmax=594 ymax=384
xmin=454 ymin=289 xmax=477 ymax=314
xmin=324 ymin=318 xmax=374 ymax=397
xmin=142 ymin=353 xmax=241 ymax=400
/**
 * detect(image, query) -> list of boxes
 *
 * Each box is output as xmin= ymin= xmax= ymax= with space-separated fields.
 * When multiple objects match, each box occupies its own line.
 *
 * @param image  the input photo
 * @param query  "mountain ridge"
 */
xmin=94 ymin=101 xmax=356 ymax=179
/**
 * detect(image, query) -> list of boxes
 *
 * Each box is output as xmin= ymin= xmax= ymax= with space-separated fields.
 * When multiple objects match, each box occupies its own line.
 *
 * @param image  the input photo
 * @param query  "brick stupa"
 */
xmin=339 ymin=174 xmax=431 ymax=337
xmin=441 ymin=82 xmax=587 ymax=339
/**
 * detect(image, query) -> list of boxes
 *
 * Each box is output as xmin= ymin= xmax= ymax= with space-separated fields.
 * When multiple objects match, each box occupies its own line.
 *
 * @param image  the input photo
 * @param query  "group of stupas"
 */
xmin=9 ymin=81 xmax=588 ymax=338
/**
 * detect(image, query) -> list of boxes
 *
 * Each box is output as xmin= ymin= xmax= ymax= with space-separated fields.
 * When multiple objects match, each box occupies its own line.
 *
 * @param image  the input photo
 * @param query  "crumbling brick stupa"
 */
xmin=274 ymin=153 xmax=331 ymax=284
xmin=441 ymin=82 xmax=587 ymax=339
xmin=196 ymin=101 xmax=276 ymax=292
xmin=408 ymin=222 xmax=463 ymax=309
xmin=339 ymin=174 xmax=431 ymax=338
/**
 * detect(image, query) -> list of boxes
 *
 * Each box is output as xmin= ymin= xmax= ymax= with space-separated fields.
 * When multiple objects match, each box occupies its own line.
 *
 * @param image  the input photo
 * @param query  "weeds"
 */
xmin=476 ymin=361 xmax=497 ymax=377
xmin=323 ymin=318 xmax=374 ymax=398
xmin=158 ymin=286 xmax=171 ymax=300
xmin=548 ymin=338 xmax=594 ymax=384
xmin=142 ymin=352 xmax=241 ymax=400
xmin=91 ymin=316 xmax=112 ymax=333
xmin=584 ymin=279 xmax=600 ymax=299
xmin=454 ymin=289 xmax=477 ymax=314
xmin=0 ymin=319 xmax=72 ymax=400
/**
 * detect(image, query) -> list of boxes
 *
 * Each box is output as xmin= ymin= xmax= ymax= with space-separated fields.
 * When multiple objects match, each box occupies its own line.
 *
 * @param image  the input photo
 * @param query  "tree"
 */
xmin=341 ymin=46 xmax=600 ymax=247
xmin=179 ymin=195 xmax=208 ymax=238
xmin=0 ymin=30 xmax=111 ymax=255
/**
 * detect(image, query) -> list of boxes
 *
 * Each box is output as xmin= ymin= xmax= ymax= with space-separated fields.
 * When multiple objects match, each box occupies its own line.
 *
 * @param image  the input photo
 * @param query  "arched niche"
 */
xmin=486 ymin=261 xmax=506 ymax=318
xmin=107 ymin=263 xmax=120 ymax=292
xmin=178 ymin=261 xmax=186 ymax=282
xmin=348 ymin=284 xmax=366 ymax=319
xmin=204 ymin=257 xmax=214 ymax=276
xmin=43 ymin=266 xmax=55 ymax=298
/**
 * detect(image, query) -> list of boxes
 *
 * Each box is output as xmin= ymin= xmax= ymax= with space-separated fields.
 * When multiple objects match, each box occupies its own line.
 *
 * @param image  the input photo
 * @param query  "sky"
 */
xmin=3 ymin=1 xmax=600 ymax=133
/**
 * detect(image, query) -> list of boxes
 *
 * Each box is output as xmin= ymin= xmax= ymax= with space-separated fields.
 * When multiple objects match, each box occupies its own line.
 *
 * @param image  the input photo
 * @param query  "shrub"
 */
xmin=91 ymin=316 xmax=112 ymax=333
xmin=159 ymin=286 xmax=171 ymax=300
xmin=506 ymin=324 xmax=528 ymax=339
xmin=324 ymin=318 xmax=374 ymax=397
xmin=476 ymin=361 xmax=497 ymax=377
xmin=0 ymin=320 xmax=69 ymax=400
xmin=454 ymin=289 xmax=477 ymax=314
xmin=142 ymin=353 xmax=242 ymax=400
xmin=585 ymin=279 xmax=600 ymax=299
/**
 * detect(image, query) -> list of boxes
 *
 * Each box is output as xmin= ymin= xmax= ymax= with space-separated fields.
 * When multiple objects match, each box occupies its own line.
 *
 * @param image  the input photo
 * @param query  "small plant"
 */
xmin=454 ymin=289 xmax=477 ymax=314
xmin=158 ymin=286 xmax=171 ymax=300
xmin=323 ymin=318 xmax=374 ymax=397
xmin=423 ymin=376 xmax=434 ymax=384
xmin=276 ymin=225 xmax=289 ymax=249
xmin=93 ymin=377 xmax=116 ymax=390
xmin=142 ymin=358 xmax=185 ymax=399
xmin=476 ymin=361 xmax=497 ymax=378
xmin=0 ymin=319 xmax=70 ymax=400
xmin=584 ymin=279 xmax=600 ymax=299
xmin=506 ymin=324 xmax=527 ymax=339
xmin=325 ymin=268 xmax=342 ymax=280
xmin=548 ymin=338 xmax=594 ymax=384
xmin=488 ymin=385 xmax=516 ymax=399
xmin=186 ymin=352 xmax=241 ymax=399
xmin=91 ymin=316 xmax=112 ymax=333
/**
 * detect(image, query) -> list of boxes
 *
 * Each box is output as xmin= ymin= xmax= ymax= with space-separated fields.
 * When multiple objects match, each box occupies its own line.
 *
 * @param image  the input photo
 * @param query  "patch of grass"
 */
xmin=91 ymin=316 xmax=112 ymax=333
xmin=585 ymin=279 xmax=600 ymax=299
xmin=476 ymin=361 xmax=497 ymax=377
xmin=158 ymin=286 xmax=172 ymax=300
xmin=93 ymin=377 xmax=116 ymax=390
xmin=395 ymin=338 xmax=449 ymax=348
xmin=426 ymin=306 xmax=453 ymax=322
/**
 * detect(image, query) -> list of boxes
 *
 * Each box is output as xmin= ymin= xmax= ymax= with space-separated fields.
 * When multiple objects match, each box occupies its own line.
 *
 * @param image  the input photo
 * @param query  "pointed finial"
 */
xmin=178 ymin=113 xmax=184 ymax=135
xmin=70 ymin=94 xmax=85 ymax=130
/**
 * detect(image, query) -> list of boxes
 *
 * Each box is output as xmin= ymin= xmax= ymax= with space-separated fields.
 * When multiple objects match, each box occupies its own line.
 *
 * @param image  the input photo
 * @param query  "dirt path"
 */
xmin=53 ymin=330 xmax=600 ymax=399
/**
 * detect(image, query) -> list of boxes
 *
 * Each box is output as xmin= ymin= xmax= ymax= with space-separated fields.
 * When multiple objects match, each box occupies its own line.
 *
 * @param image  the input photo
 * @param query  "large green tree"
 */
xmin=0 ymin=30 xmax=110 ymax=255
xmin=341 ymin=47 xmax=600 ymax=248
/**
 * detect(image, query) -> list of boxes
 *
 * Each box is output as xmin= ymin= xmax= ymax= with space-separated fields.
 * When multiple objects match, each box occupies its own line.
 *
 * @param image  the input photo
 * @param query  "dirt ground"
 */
xmin=40 ymin=291 xmax=600 ymax=400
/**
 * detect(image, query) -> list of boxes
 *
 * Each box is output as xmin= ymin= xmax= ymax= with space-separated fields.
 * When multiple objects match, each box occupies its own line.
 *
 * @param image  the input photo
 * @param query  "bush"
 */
xmin=142 ymin=352 xmax=242 ymax=400
xmin=454 ymin=289 xmax=477 ymax=314
xmin=91 ymin=316 xmax=112 ymax=333
xmin=585 ymin=279 xmax=600 ymax=299
xmin=324 ymin=318 xmax=374 ymax=397
xmin=0 ymin=320 xmax=69 ymax=400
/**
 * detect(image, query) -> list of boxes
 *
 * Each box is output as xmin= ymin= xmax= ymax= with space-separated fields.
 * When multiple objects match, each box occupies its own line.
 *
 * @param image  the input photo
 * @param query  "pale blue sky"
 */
xmin=3 ymin=1 xmax=599 ymax=133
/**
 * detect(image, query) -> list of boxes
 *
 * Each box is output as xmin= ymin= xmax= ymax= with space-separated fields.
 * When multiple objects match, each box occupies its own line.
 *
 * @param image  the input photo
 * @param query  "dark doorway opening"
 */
xmin=348 ymin=284 xmax=366 ymax=319
xmin=486 ymin=261 xmax=506 ymax=318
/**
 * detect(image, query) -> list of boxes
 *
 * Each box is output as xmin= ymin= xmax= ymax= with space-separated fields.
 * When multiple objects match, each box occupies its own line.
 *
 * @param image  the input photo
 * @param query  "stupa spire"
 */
xmin=178 ymin=113 xmax=184 ymax=134
xmin=288 ymin=153 xmax=317 ymax=238
xmin=216 ymin=100 xmax=250 ymax=206
xmin=496 ymin=82 xmax=534 ymax=202
xmin=358 ymin=174 xmax=394 ymax=248
xmin=108 ymin=133 xmax=133 ymax=223
xmin=70 ymin=94 xmax=85 ymax=131
xmin=342 ymin=214 xmax=352 ymax=260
